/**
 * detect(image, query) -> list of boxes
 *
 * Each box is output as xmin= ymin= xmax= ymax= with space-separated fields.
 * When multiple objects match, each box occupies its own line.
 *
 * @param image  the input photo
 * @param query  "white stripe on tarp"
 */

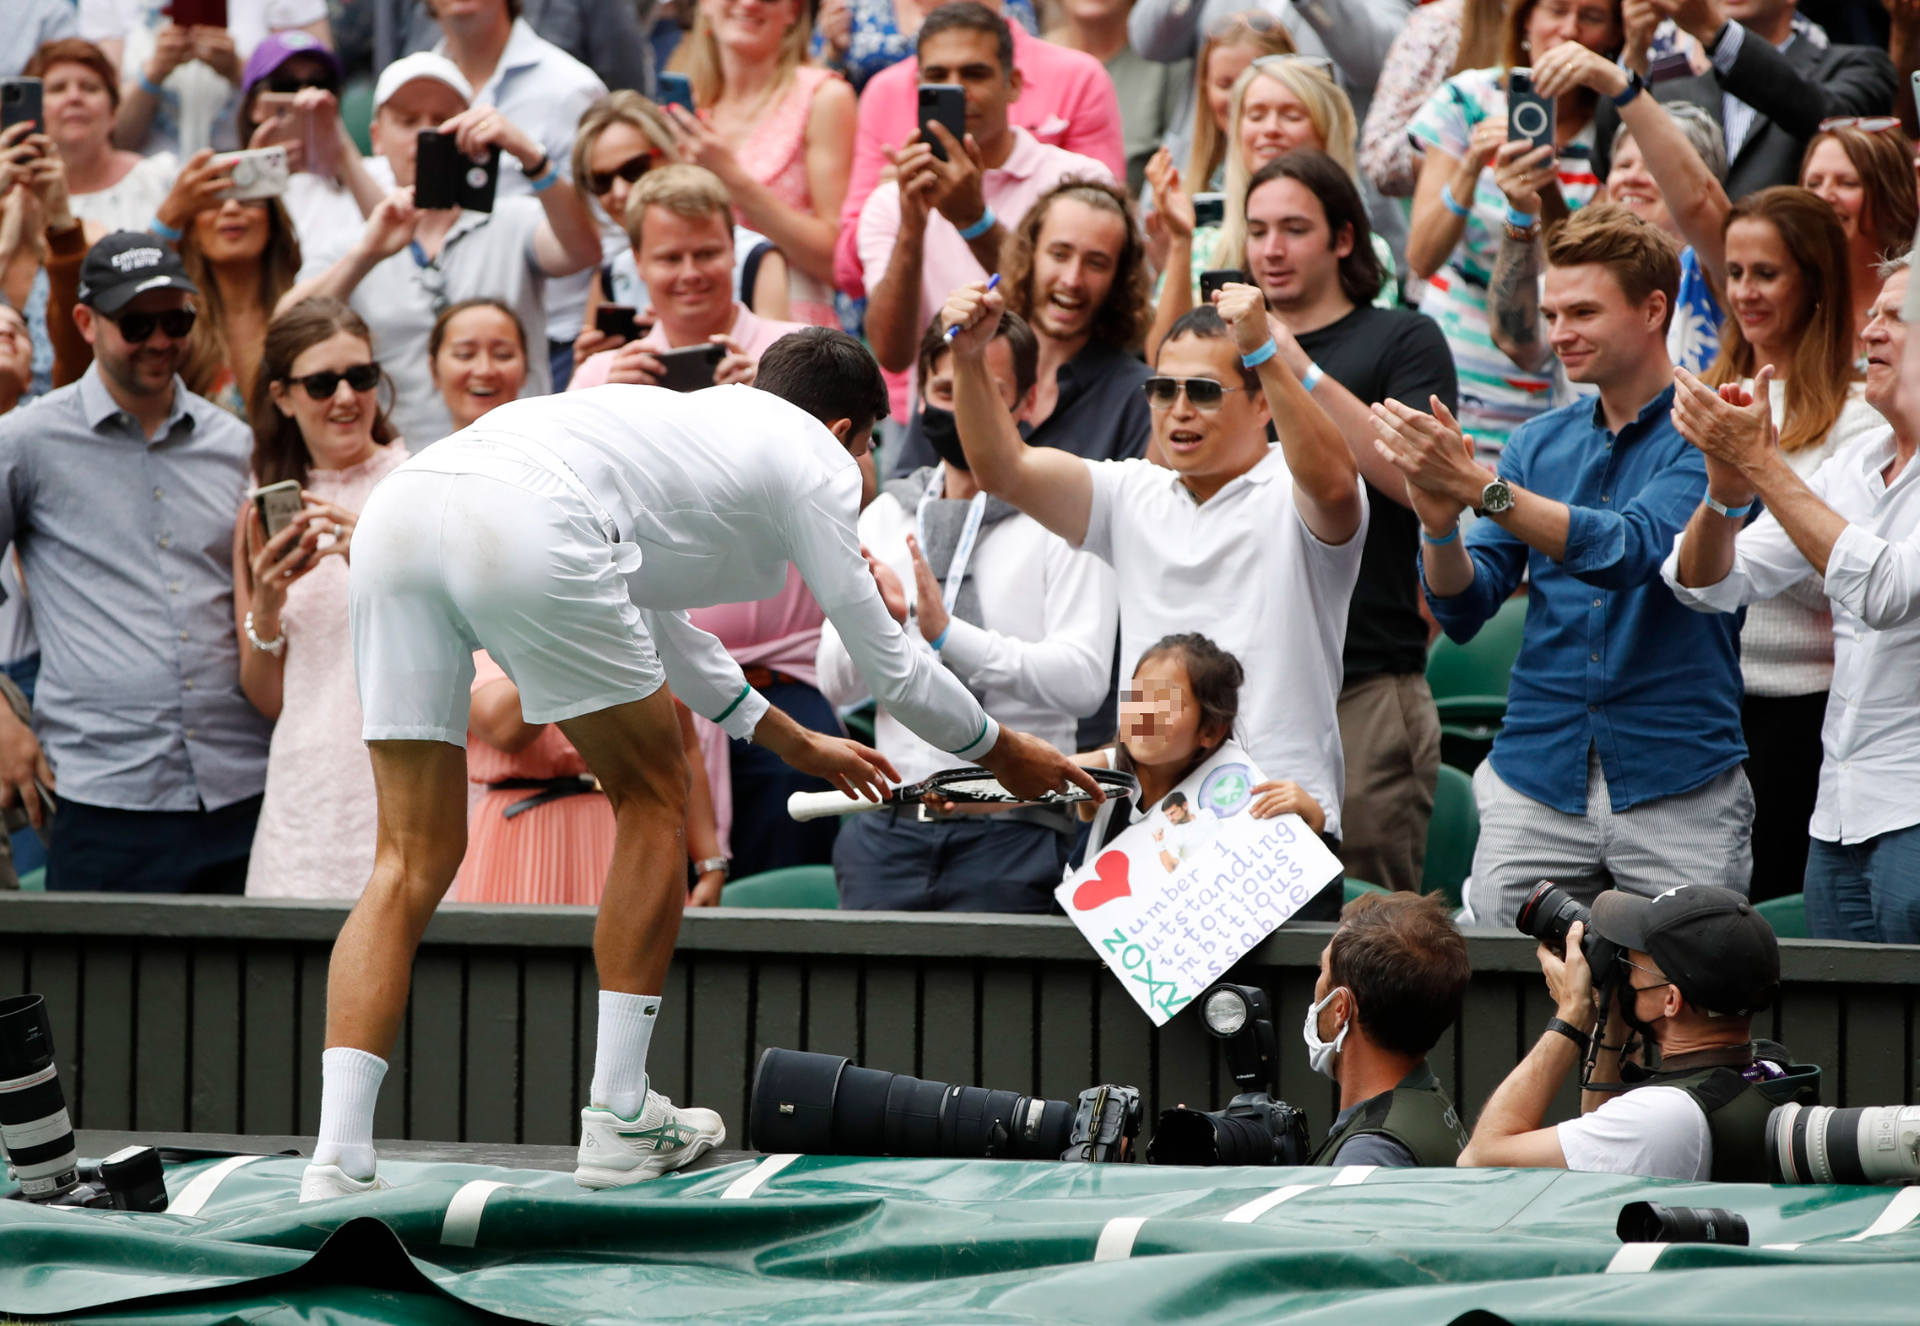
xmin=1221 ymin=1184 xmax=1313 ymax=1223
xmin=440 ymin=1180 xmax=513 ymax=1247
xmin=169 ymin=1154 xmax=266 ymax=1217
xmin=1761 ymin=1243 xmax=1803 ymax=1251
xmin=1605 ymin=1243 xmax=1666 ymax=1273
xmin=1841 ymin=1186 xmax=1920 ymax=1241
xmin=720 ymin=1153 xmax=800 ymax=1198
xmin=1330 ymin=1165 xmax=1374 ymax=1187
xmin=1094 ymin=1215 xmax=1147 ymax=1261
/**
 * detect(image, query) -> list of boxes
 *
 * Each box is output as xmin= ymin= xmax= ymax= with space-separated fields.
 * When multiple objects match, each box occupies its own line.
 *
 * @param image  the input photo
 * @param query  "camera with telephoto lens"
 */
xmin=747 ymin=1048 xmax=1139 ymax=1161
xmin=1146 ymin=983 xmax=1312 ymax=1166
xmin=1767 ymin=1102 xmax=1920 ymax=1184
xmin=1516 ymin=880 xmax=1626 ymax=974
xmin=1 ymin=993 xmax=79 ymax=1200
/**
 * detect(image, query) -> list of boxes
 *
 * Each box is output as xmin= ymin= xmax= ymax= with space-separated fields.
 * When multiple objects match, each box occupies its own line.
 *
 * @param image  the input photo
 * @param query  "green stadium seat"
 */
xmin=841 ymin=699 xmax=876 ymax=747
xmin=339 ymin=76 xmax=375 ymax=157
xmin=1344 ymin=878 xmax=1389 ymax=906
xmin=1428 ymin=593 xmax=1527 ymax=771
xmin=1421 ymin=764 xmax=1478 ymax=908
xmin=721 ymin=864 xmax=840 ymax=909
xmin=17 ymin=866 xmax=43 ymax=892
xmin=1755 ymin=892 xmax=1808 ymax=939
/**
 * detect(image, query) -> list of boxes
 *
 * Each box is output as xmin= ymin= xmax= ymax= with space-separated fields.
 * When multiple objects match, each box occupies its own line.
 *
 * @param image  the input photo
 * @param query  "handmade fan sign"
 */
xmin=1054 ymin=745 xmax=1343 ymax=1026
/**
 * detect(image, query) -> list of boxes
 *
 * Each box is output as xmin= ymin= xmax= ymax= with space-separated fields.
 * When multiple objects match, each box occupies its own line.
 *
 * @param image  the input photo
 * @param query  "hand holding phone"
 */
xmin=1199 ymin=269 xmax=1248 ymax=303
xmin=415 ymin=130 xmax=499 ymax=212
xmin=657 ymin=71 xmax=694 ymax=114
xmin=655 ymin=342 xmax=726 ymax=392
xmin=1507 ymin=69 xmax=1555 ymax=153
xmin=595 ymin=304 xmax=641 ymax=342
xmin=251 ymin=480 xmax=305 ymax=540
xmin=0 ymin=79 xmax=43 ymax=139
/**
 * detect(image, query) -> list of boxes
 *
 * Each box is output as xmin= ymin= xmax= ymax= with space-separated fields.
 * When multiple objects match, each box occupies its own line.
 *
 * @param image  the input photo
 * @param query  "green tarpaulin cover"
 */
xmin=5 ymin=1151 xmax=1920 ymax=1324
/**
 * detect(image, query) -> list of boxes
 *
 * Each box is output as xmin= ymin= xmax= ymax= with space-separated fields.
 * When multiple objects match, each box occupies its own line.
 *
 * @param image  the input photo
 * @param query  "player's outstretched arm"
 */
xmin=974 ymin=726 xmax=1106 ymax=805
xmin=943 ymin=282 xmax=1095 ymax=546
xmin=752 ymin=706 xmax=900 ymax=804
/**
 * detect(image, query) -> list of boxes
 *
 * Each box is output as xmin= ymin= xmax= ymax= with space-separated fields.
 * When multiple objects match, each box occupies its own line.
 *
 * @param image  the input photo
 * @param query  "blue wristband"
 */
xmin=1300 ymin=362 xmax=1324 ymax=392
xmin=148 ymin=216 xmax=183 ymax=243
xmin=1421 ymin=523 xmax=1460 ymax=546
xmin=527 ymin=158 xmax=561 ymax=193
xmin=1704 ymin=495 xmax=1752 ymax=519
xmin=1506 ymin=203 xmax=1539 ymax=230
xmin=1440 ymin=182 xmax=1471 ymax=218
xmin=1241 ymin=338 xmax=1278 ymax=368
xmin=138 ymin=70 xmax=167 ymax=98
xmin=930 ymin=623 xmax=952 ymax=650
xmin=956 ymin=206 xmax=997 ymax=241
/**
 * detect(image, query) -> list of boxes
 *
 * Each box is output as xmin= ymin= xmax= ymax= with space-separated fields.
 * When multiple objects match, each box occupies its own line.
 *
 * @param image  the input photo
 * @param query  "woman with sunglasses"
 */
xmin=176 ymin=195 xmax=303 ymax=419
xmin=234 ymin=297 xmax=405 ymax=900
xmin=1799 ymin=120 xmax=1917 ymax=340
xmin=1405 ymin=0 xmax=1620 ymax=456
xmin=568 ymin=93 xmax=790 ymax=371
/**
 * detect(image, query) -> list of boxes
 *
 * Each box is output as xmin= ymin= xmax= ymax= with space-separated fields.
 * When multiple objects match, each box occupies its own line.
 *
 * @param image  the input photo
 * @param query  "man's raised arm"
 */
xmin=941 ymin=282 xmax=1096 ymax=546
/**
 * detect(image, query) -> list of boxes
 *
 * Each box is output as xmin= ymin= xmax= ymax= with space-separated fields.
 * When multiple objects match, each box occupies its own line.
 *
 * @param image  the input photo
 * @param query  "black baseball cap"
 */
xmin=1590 ymin=885 xmax=1780 ymax=1017
xmin=78 ymin=233 xmax=199 ymax=314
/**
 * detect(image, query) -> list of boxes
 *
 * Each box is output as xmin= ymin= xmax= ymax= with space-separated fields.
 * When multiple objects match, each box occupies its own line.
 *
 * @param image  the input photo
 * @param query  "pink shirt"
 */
xmin=568 ymin=303 xmax=810 ymax=389
xmin=831 ymin=23 xmax=1126 ymax=299
xmin=858 ymin=126 xmax=1113 ymax=418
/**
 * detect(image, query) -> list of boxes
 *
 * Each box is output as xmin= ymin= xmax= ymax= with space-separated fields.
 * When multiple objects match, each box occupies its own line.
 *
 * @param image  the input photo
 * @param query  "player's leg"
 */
xmin=558 ymin=691 xmax=726 ymax=1185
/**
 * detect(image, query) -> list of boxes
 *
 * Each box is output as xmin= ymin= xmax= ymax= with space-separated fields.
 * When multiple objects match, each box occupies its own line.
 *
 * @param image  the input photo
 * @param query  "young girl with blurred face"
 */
xmin=430 ymin=299 xmax=529 ymax=433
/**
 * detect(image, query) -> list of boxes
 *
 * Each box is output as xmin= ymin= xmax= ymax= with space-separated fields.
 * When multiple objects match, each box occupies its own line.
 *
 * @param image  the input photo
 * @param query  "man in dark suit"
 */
xmin=1592 ymin=0 xmax=1896 ymax=197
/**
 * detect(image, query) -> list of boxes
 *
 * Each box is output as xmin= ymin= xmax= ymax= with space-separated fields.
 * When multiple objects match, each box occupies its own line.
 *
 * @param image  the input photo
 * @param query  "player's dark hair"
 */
xmin=1162 ymin=792 xmax=1188 ymax=809
xmin=1115 ymin=634 xmax=1246 ymax=787
xmin=1158 ymin=307 xmax=1261 ymax=391
xmin=916 ymin=2 xmax=1014 ymax=76
xmin=757 ymin=328 xmax=892 ymax=443
xmin=915 ymin=307 xmax=1039 ymax=402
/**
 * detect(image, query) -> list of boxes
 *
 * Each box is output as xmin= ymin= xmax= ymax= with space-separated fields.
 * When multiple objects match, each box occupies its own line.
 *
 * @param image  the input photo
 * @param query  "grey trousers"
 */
xmin=1462 ymin=746 xmax=1754 ymax=927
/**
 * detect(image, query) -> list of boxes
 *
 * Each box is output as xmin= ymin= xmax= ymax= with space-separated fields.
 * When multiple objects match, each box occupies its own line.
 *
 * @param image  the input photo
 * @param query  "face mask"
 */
xmin=1303 ymin=986 xmax=1351 ymax=1080
xmin=920 ymin=404 xmax=969 ymax=472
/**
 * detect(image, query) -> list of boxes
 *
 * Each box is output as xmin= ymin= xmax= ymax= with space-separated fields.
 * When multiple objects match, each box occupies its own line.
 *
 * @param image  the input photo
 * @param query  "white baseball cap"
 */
xmin=372 ymin=52 xmax=474 ymax=112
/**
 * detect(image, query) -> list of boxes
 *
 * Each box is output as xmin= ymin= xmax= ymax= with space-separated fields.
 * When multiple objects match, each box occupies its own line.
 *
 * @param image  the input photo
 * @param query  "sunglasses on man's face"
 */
xmin=105 ymin=307 xmax=197 ymax=342
xmin=1142 ymin=376 xmax=1256 ymax=410
xmin=285 ymin=363 xmax=381 ymax=399
xmin=266 ymin=72 xmax=340 ymax=96
xmin=586 ymin=153 xmax=655 ymax=197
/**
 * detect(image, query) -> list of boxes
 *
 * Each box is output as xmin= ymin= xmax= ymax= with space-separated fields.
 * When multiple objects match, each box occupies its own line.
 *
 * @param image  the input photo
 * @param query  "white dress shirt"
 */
xmin=462 ymin=384 xmax=1000 ymax=760
xmin=1079 ymin=447 xmax=1368 ymax=839
xmin=1663 ymin=425 xmax=1920 ymax=843
xmin=816 ymin=469 xmax=1117 ymax=784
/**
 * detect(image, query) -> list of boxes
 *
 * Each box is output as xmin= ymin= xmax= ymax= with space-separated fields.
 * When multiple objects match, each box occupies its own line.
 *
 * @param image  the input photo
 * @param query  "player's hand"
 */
xmin=978 ymin=726 xmax=1105 ymax=804
xmin=790 ymin=732 xmax=900 ymax=803
xmin=938 ymin=279 xmax=1002 ymax=358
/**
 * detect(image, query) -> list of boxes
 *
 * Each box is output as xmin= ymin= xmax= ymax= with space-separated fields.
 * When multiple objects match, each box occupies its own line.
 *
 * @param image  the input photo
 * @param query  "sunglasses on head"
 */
xmin=1205 ymin=10 xmax=1283 ymax=38
xmin=1252 ymin=53 xmax=1337 ymax=80
xmin=1818 ymin=116 xmax=1902 ymax=134
xmin=586 ymin=153 xmax=655 ymax=197
xmin=285 ymin=363 xmax=381 ymax=399
xmin=105 ymin=307 xmax=197 ymax=342
xmin=266 ymin=71 xmax=340 ymax=96
xmin=1142 ymin=376 xmax=1256 ymax=409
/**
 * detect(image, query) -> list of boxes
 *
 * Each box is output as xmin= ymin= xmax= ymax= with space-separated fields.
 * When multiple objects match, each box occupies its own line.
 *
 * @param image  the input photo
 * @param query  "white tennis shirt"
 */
xmin=458 ymin=384 xmax=1000 ymax=760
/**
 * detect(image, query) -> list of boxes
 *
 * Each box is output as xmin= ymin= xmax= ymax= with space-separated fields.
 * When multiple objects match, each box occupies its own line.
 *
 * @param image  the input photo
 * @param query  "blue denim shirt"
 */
xmin=1424 ymin=385 xmax=1746 ymax=814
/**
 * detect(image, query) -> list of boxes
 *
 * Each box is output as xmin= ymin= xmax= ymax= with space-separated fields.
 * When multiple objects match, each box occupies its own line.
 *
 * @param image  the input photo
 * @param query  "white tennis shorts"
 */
xmin=349 ymin=438 xmax=665 ymax=746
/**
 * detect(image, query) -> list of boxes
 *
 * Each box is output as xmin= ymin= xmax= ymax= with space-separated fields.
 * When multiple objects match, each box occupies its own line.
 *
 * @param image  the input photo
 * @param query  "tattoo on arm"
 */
xmin=1490 ymin=233 xmax=1546 ymax=358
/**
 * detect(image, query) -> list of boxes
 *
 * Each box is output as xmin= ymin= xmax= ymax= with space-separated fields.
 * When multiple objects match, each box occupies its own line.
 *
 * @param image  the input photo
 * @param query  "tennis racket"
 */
xmin=788 ymin=766 xmax=1138 ymax=822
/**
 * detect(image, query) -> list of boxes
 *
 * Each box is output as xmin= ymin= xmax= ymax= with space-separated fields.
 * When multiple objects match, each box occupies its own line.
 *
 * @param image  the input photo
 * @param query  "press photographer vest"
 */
xmin=1626 ymin=1041 xmax=1821 ymax=1182
xmin=1309 ymin=1063 xmax=1470 ymax=1167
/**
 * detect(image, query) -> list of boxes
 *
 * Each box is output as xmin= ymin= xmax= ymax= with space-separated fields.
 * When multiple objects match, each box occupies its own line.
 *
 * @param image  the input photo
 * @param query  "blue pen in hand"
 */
xmin=943 ymin=273 xmax=1002 ymax=343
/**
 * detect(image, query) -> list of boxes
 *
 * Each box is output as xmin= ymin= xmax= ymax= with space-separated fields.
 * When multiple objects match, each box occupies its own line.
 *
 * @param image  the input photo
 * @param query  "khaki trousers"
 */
xmin=1336 ymin=670 xmax=1441 ymax=893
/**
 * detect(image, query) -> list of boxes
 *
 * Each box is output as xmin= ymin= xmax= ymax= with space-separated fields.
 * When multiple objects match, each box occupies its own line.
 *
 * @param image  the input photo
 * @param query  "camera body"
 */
xmin=1517 ymin=880 xmax=1626 ymax=977
xmin=1147 ymin=1092 xmax=1310 ymax=1166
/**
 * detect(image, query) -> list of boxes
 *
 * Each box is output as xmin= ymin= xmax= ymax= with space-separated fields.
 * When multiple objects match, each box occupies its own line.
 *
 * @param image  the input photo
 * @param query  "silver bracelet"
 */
xmin=245 ymin=610 xmax=286 ymax=656
xmin=694 ymin=856 xmax=730 ymax=879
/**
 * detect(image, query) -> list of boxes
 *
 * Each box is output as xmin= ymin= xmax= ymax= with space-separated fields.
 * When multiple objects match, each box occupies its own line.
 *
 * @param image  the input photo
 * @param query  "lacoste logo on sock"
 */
xmin=643 ymin=1003 xmax=658 ymax=1015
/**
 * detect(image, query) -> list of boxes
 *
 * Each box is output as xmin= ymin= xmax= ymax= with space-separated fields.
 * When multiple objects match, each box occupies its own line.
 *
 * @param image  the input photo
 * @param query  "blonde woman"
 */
xmin=662 ymin=0 xmax=854 ymax=327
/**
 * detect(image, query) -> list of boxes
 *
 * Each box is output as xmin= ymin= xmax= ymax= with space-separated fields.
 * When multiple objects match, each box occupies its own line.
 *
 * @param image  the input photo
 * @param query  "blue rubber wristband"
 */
xmin=930 ymin=624 xmax=952 ymax=650
xmin=1241 ymin=338 xmax=1278 ymax=368
xmin=956 ymin=206 xmax=997 ymax=241
xmin=527 ymin=160 xmax=561 ymax=193
xmin=138 ymin=70 xmax=167 ymax=98
xmin=1440 ymin=183 xmax=1471 ymax=218
xmin=1300 ymin=362 xmax=1324 ymax=392
xmin=1506 ymin=203 xmax=1539 ymax=230
xmin=1421 ymin=524 xmax=1461 ymax=546
xmin=148 ymin=216 xmax=183 ymax=243
xmin=1704 ymin=495 xmax=1752 ymax=519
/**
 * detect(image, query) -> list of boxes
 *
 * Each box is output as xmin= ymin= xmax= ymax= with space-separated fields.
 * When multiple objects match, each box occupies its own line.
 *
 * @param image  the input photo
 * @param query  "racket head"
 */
xmin=919 ymin=765 xmax=1139 ymax=806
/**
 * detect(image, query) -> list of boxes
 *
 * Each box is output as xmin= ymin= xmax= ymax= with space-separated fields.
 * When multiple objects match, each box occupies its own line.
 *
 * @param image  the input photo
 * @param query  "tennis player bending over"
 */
xmin=305 ymin=328 xmax=1098 ymax=1200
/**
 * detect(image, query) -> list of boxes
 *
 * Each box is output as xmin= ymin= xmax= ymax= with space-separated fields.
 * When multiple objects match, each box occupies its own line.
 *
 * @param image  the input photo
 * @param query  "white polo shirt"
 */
xmin=298 ymin=198 xmax=549 ymax=447
xmin=1079 ymin=446 xmax=1368 ymax=839
xmin=817 ymin=468 xmax=1117 ymax=783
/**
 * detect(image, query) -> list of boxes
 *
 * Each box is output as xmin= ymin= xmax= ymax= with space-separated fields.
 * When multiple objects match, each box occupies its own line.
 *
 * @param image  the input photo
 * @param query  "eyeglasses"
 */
xmin=1205 ymin=10 xmax=1284 ymax=38
xmin=1818 ymin=116 xmax=1902 ymax=134
xmin=1142 ymin=376 xmax=1258 ymax=410
xmin=585 ymin=153 xmax=656 ymax=197
xmin=1252 ymin=54 xmax=1337 ymax=80
xmin=284 ymin=363 xmax=381 ymax=399
xmin=265 ymin=71 xmax=340 ymax=96
xmin=104 ymin=307 xmax=196 ymax=342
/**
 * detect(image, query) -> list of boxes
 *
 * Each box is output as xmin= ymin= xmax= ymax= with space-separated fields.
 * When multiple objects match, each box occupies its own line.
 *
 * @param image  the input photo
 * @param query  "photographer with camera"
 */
xmin=1307 ymin=891 xmax=1472 ymax=1166
xmin=1459 ymin=884 xmax=1804 ymax=1181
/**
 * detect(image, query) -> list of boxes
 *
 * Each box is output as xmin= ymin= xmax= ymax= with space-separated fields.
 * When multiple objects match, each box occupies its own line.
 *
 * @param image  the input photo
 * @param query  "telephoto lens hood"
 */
xmin=0 ymin=993 xmax=79 ymax=1200
xmin=1617 ymin=1201 xmax=1749 ymax=1245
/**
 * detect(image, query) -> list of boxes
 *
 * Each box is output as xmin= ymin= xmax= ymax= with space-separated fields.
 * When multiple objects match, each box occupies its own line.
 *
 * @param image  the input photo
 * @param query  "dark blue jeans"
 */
xmin=728 ymin=679 xmax=841 ymax=878
xmin=2 ymin=652 xmax=43 ymax=876
xmin=833 ymin=809 xmax=1071 ymax=913
xmin=1804 ymin=822 xmax=1920 ymax=944
xmin=47 ymin=794 xmax=262 ymax=894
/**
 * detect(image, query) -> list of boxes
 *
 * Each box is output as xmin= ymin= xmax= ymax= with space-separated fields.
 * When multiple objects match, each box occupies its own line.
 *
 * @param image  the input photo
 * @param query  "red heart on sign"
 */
xmin=1073 ymin=851 xmax=1132 ymax=910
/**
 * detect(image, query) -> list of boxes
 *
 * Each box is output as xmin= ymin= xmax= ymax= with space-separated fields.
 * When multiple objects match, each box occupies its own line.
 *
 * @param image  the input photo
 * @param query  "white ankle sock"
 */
xmin=590 ymin=990 xmax=659 ymax=1119
xmin=313 ymin=1047 xmax=387 ymax=1180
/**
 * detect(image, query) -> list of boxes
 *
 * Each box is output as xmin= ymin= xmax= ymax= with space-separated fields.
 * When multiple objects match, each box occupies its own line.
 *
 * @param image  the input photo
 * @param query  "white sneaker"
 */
xmin=299 ymin=1162 xmax=392 ymax=1202
xmin=575 ymin=1091 xmax=725 ymax=1188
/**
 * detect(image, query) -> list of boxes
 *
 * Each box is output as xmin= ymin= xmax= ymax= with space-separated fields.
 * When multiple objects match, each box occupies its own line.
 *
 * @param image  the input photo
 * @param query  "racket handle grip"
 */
xmin=787 ymin=790 xmax=879 ymax=822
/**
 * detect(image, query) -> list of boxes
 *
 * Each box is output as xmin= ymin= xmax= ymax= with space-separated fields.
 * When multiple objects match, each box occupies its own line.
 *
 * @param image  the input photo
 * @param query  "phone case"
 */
xmin=1507 ymin=71 xmax=1554 ymax=152
xmin=1199 ymin=269 xmax=1246 ymax=302
xmin=252 ymin=482 xmax=304 ymax=539
xmin=211 ymin=146 xmax=289 ymax=201
xmin=167 ymin=0 xmax=229 ymax=28
xmin=1192 ymin=192 xmax=1226 ymax=228
xmin=656 ymin=343 xmax=725 ymax=393
xmin=919 ymin=85 xmax=966 ymax=162
xmin=596 ymin=305 xmax=639 ymax=340
xmin=415 ymin=133 xmax=499 ymax=213
xmin=0 ymin=79 xmax=43 ymax=136
xmin=658 ymin=72 xmax=694 ymax=113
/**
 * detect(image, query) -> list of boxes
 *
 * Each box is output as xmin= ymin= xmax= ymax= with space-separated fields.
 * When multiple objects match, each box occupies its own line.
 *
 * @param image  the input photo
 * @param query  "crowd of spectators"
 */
xmin=4 ymin=0 xmax=1920 ymax=953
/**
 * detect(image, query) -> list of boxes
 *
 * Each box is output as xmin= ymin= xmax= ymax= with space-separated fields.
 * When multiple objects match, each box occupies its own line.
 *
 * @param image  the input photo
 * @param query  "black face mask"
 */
xmin=920 ymin=404 xmax=969 ymax=472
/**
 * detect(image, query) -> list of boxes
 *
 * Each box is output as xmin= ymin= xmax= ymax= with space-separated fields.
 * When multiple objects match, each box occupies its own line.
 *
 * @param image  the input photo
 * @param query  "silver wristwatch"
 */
xmin=1477 ymin=477 xmax=1516 ymax=515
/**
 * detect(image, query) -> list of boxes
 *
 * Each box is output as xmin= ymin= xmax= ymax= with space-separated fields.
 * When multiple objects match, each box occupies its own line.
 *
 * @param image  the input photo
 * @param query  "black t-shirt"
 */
xmin=1295 ymin=305 xmax=1459 ymax=680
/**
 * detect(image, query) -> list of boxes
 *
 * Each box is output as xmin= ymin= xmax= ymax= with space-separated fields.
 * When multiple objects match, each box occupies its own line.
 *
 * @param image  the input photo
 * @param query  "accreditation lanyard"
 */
xmin=914 ymin=473 xmax=988 ymax=620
